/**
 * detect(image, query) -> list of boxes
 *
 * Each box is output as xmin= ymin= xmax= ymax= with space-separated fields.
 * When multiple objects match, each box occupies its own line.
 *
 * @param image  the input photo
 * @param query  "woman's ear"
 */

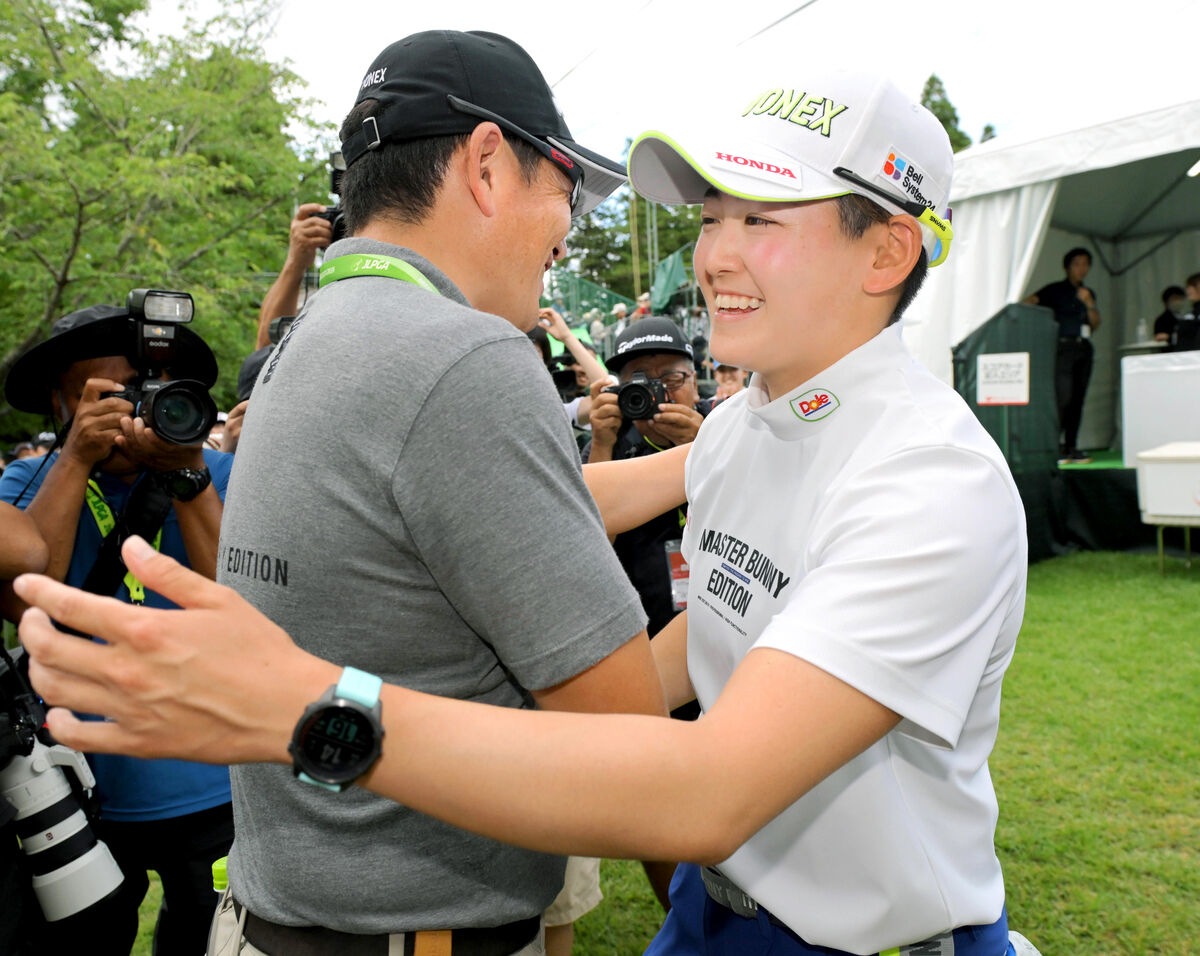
xmin=863 ymin=214 xmax=922 ymax=296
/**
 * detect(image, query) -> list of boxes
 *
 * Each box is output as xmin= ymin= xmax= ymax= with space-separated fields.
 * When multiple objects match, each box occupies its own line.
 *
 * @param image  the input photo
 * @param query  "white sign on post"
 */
xmin=977 ymin=352 xmax=1030 ymax=406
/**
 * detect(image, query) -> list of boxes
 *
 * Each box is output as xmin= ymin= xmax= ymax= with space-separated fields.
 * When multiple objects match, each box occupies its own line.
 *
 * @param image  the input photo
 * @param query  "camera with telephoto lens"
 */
xmin=102 ymin=289 xmax=218 ymax=445
xmin=313 ymin=151 xmax=347 ymax=243
xmin=603 ymin=371 xmax=669 ymax=421
xmin=0 ymin=647 xmax=124 ymax=922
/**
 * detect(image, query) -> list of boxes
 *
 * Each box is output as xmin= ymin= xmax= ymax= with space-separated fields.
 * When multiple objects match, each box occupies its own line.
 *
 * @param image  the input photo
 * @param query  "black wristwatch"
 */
xmin=154 ymin=467 xmax=212 ymax=502
xmin=290 ymin=667 xmax=385 ymax=792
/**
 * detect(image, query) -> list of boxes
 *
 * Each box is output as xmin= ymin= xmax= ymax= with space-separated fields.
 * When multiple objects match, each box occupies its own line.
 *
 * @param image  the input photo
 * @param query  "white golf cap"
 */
xmin=628 ymin=71 xmax=955 ymax=265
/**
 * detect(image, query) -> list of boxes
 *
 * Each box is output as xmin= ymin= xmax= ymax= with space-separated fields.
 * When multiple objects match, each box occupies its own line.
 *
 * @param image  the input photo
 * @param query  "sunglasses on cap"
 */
xmin=447 ymin=95 xmax=583 ymax=214
xmin=832 ymin=166 xmax=953 ymax=267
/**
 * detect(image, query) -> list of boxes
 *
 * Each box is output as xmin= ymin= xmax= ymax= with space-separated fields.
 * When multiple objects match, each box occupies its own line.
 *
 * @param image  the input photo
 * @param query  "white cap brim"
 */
xmin=629 ymin=130 xmax=853 ymax=207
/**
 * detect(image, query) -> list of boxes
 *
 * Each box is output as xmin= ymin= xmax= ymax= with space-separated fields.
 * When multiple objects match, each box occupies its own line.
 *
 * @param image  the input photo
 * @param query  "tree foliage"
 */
xmin=0 ymin=0 xmax=332 ymax=438
xmin=920 ymin=74 xmax=975 ymax=153
xmin=564 ymin=137 xmax=701 ymax=308
xmin=567 ymin=188 xmax=701 ymax=309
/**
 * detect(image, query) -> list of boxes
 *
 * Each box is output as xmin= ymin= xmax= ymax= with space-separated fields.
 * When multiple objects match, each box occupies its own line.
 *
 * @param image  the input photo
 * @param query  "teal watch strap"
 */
xmin=336 ymin=666 xmax=383 ymax=708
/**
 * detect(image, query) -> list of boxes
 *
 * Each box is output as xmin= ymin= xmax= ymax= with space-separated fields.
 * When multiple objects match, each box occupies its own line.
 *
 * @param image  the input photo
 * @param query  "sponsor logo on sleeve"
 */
xmin=790 ymin=388 xmax=840 ymax=421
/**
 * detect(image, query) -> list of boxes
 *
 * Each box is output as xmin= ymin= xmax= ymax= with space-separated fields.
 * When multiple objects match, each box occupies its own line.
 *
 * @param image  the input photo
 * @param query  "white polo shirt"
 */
xmin=683 ymin=325 xmax=1027 ymax=953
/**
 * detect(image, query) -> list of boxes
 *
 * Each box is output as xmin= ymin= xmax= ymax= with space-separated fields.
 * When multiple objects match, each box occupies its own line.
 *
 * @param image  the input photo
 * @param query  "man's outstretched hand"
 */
xmin=15 ymin=536 xmax=337 ymax=765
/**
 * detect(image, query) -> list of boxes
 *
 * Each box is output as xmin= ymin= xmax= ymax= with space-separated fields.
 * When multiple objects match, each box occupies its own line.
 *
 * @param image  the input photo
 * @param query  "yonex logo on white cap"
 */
xmin=741 ymin=89 xmax=848 ymax=137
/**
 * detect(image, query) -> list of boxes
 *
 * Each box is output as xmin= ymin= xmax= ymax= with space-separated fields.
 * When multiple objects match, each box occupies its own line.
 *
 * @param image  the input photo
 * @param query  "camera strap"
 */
xmin=317 ymin=254 xmax=442 ymax=294
xmin=83 ymin=480 xmax=164 ymax=604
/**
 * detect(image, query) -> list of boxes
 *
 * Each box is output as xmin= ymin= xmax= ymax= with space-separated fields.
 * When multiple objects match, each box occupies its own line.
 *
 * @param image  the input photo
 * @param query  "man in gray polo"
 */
xmin=215 ymin=30 xmax=665 ymax=956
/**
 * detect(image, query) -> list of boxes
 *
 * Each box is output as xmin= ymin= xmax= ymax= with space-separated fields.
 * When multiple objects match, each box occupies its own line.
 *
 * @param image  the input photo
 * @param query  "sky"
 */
xmin=138 ymin=0 xmax=1200 ymax=167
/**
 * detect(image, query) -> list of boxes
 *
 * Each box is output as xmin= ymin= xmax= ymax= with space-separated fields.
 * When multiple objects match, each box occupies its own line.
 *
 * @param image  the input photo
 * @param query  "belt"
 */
xmin=1058 ymin=335 xmax=1089 ymax=343
xmin=699 ymin=866 xmax=804 ymax=941
xmin=235 ymin=901 xmax=539 ymax=956
xmin=700 ymin=867 xmax=1006 ymax=956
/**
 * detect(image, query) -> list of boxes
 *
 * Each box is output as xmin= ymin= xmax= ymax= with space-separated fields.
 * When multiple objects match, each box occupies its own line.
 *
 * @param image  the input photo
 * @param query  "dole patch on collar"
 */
xmin=790 ymin=388 xmax=840 ymax=421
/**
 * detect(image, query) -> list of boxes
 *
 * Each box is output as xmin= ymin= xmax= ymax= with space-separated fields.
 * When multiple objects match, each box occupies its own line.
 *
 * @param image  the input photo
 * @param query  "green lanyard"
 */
xmin=318 ymin=254 xmax=442 ymax=294
xmin=84 ymin=480 xmax=163 ymax=604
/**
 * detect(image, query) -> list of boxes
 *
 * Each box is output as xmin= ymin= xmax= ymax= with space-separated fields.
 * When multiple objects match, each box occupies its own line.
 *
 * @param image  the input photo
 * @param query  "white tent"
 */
xmin=902 ymin=98 xmax=1200 ymax=452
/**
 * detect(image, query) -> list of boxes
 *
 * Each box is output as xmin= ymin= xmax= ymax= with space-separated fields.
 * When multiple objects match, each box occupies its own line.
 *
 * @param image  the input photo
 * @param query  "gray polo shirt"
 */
xmin=219 ymin=239 xmax=645 ymax=932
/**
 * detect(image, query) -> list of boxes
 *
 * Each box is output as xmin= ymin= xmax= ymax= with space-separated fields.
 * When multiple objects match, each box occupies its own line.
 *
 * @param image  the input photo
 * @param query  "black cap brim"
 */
xmin=545 ymin=136 xmax=626 ymax=217
xmin=5 ymin=315 xmax=218 ymax=415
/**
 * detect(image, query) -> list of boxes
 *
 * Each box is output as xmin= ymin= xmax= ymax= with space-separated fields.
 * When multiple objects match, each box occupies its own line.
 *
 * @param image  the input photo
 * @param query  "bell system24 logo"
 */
xmin=883 ymin=151 xmax=907 ymax=180
xmin=790 ymin=388 xmax=840 ymax=421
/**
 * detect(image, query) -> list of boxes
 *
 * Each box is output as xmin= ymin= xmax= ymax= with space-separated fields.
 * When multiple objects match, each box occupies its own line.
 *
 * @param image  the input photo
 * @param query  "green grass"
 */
xmin=994 ymin=551 xmax=1199 ymax=955
xmin=133 ymin=551 xmax=1199 ymax=955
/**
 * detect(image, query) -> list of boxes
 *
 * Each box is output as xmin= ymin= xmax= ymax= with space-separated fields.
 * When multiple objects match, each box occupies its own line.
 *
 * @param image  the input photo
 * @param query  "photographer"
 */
xmin=584 ymin=318 xmax=713 ymax=615
xmin=255 ymin=203 xmax=334 ymax=349
xmin=0 ymin=302 xmax=234 ymax=955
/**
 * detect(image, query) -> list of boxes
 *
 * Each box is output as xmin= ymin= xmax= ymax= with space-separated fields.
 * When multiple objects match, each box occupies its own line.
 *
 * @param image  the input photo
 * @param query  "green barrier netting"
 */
xmin=540 ymin=272 xmax=633 ymax=328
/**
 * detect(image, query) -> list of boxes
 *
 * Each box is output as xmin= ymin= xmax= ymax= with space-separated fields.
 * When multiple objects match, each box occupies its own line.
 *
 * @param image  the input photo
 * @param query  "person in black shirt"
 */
xmin=1177 ymin=273 xmax=1200 ymax=352
xmin=1153 ymin=285 xmax=1190 ymax=346
xmin=1024 ymin=247 xmax=1100 ymax=463
xmin=583 ymin=318 xmax=713 ymax=643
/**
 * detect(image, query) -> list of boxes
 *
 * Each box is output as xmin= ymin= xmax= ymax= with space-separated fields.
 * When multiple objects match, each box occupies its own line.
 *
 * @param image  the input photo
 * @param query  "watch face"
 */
xmin=166 ymin=474 xmax=199 ymax=498
xmin=294 ymin=704 xmax=380 ymax=783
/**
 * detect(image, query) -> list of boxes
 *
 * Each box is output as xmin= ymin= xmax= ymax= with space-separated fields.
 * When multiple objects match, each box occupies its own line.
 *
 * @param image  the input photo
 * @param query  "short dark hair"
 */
xmin=338 ymin=99 xmax=545 ymax=231
xmin=1062 ymin=247 xmax=1091 ymax=270
xmin=1186 ymin=272 xmax=1200 ymax=290
xmin=1162 ymin=285 xmax=1186 ymax=303
xmin=834 ymin=194 xmax=928 ymax=326
xmin=526 ymin=325 xmax=552 ymax=364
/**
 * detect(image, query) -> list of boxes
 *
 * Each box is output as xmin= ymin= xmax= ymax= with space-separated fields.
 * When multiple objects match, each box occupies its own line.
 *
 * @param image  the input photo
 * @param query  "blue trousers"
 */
xmin=645 ymin=863 xmax=1012 ymax=956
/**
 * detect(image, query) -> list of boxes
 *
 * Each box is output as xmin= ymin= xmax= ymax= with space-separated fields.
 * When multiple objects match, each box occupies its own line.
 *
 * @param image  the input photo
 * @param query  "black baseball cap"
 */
xmin=607 ymin=317 xmax=694 ymax=374
xmin=340 ymin=30 xmax=625 ymax=218
xmin=5 ymin=304 xmax=217 ymax=415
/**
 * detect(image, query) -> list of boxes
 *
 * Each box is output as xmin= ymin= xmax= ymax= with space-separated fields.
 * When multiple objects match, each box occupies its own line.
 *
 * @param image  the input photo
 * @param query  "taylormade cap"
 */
xmin=628 ymin=72 xmax=955 ymax=265
xmin=341 ymin=31 xmax=626 ymax=218
xmin=607 ymin=317 xmax=694 ymax=373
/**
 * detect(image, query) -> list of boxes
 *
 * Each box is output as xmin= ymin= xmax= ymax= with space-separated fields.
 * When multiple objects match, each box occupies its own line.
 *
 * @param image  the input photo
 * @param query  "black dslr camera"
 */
xmin=313 ymin=151 xmax=347 ymax=243
xmin=103 ymin=289 xmax=218 ymax=445
xmin=603 ymin=372 xmax=669 ymax=421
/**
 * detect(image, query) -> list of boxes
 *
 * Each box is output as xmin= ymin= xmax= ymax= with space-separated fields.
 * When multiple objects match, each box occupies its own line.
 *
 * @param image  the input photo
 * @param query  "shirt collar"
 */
xmin=744 ymin=325 xmax=908 ymax=440
xmin=323 ymin=237 xmax=471 ymax=306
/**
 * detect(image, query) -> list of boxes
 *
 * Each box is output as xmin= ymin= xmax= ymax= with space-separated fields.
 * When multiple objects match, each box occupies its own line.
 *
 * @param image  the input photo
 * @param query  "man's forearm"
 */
xmin=256 ymin=258 xmax=309 ymax=348
xmin=24 ymin=455 xmax=92 ymax=582
xmin=174 ymin=487 xmax=223 ymax=580
xmin=562 ymin=333 xmax=609 ymax=385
